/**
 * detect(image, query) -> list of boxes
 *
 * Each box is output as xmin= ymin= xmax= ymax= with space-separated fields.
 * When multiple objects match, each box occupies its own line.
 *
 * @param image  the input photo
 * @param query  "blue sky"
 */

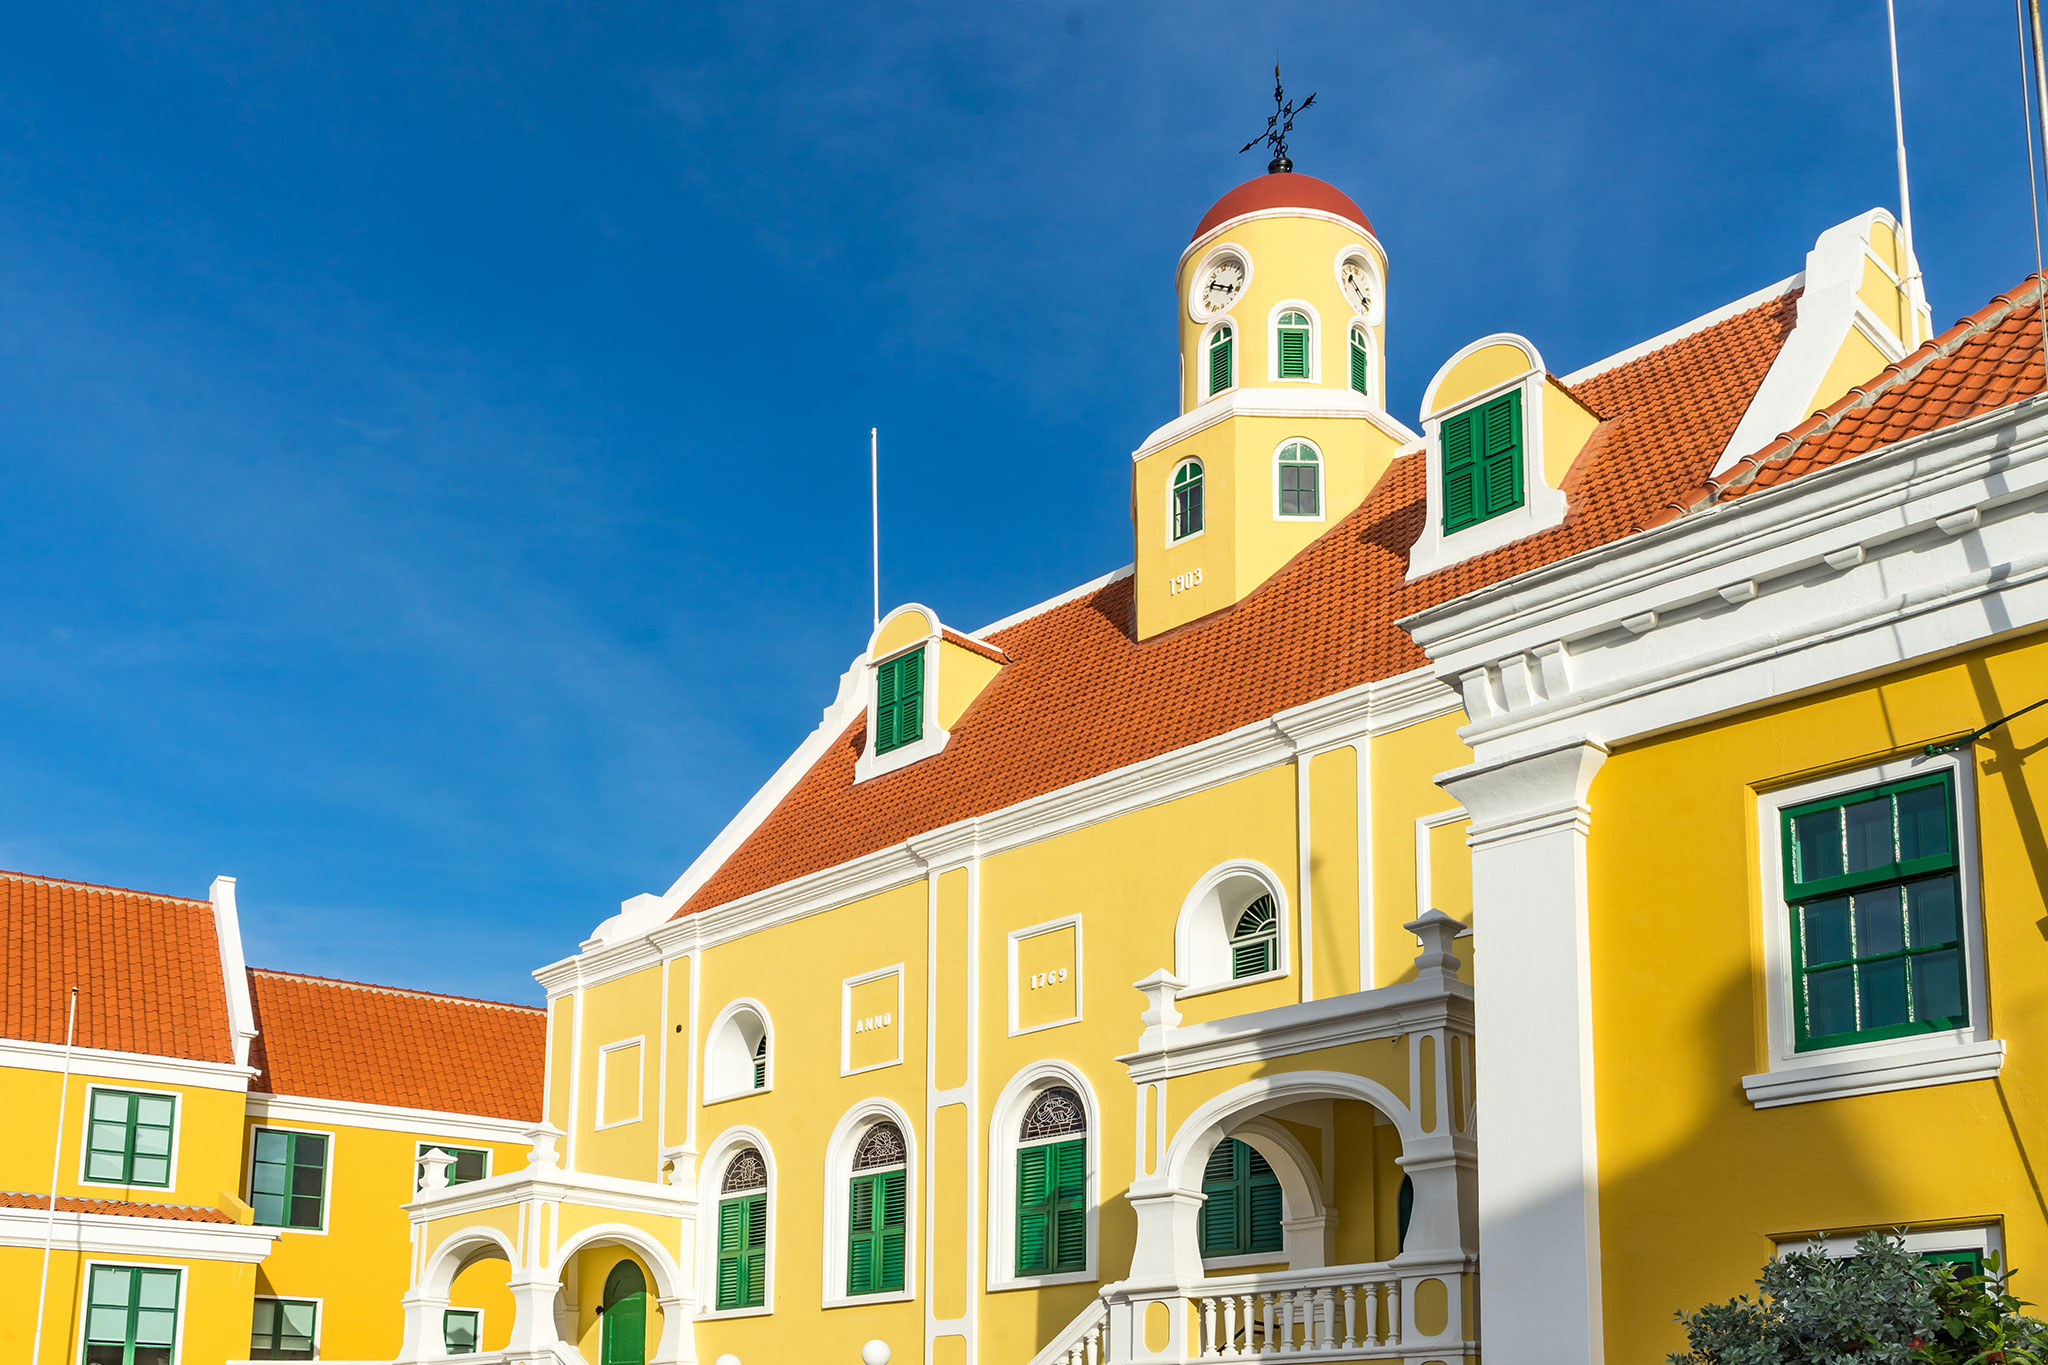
xmin=0 ymin=2 xmax=2033 ymax=1002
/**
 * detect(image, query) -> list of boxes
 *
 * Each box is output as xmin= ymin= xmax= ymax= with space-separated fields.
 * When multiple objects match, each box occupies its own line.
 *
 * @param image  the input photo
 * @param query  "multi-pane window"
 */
xmin=250 ymin=1298 xmax=317 ymax=1360
xmin=1276 ymin=442 xmax=1320 ymax=518
xmin=1208 ymin=324 xmax=1235 ymax=396
xmin=415 ymin=1143 xmax=488 ymax=1190
xmin=873 ymin=648 xmax=924 ymax=755
xmin=1017 ymin=1087 xmax=1087 ymax=1276
xmin=716 ymin=1147 xmax=769 ymax=1311
xmin=1172 ymin=461 xmax=1204 ymax=541
xmin=1783 ymin=772 xmax=1965 ymax=1051
xmin=83 ymin=1265 xmax=179 ymax=1365
xmin=847 ymin=1122 xmax=908 ymax=1296
xmin=251 ymin=1129 xmax=329 ymax=1230
xmin=1349 ymin=326 xmax=1371 ymax=396
xmin=1229 ymin=897 xmax=1279 ymax=979
xmin=1275 ymin=312 xmax=1311 ymax=378
xmin=1198 ymin=1139 xmax=1282 ymax=1258
xmin=443 ymin=1309 xmax=481 ymax=1355
xmin=84 ymin=1090 xmax=175 ymax=1188
xmin=1441 ymin=390 xmax=1523 ymax=533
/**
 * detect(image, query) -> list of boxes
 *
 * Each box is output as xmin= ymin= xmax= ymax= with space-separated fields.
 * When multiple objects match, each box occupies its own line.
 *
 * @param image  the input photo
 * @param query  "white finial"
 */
xmin=418 ymin=1147 xmax=457 ymax=1194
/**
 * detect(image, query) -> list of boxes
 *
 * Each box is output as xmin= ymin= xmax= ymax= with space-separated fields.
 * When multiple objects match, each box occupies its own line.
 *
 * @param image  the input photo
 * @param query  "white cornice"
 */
xmin=1118 ymin=978 xmax=1474 ymax=1086
xmin=0 ymin=1038 xmax=255 ymax=1093
xmin=0 ymin=1205 xmax=280 ymax=1262
xmin=1132 ymin=386 xmax=1422 ymax=462
xmin=245 ymin=1093 xmax=534 ymax=1146
xmin=408 ymin=1166 xmax=689 ymax=1222
xmin=1180 ymin=207 xmax=1385 ymax=268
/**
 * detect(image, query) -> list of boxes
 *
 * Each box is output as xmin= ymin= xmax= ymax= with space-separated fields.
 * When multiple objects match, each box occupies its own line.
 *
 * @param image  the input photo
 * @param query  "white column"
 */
xmin=395 ymin=1289 xmax=450 ymax=1363
xmin=1439 ymin=736 xmax=1608 ymax=1365
xmin=505 ymin=1267 xmax=566 ymax=1361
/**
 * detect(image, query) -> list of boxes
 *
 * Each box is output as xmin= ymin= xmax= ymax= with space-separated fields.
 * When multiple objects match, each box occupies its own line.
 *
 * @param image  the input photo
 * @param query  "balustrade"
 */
xmin=1186 ymin=1264 xmax=1404 ymax=1360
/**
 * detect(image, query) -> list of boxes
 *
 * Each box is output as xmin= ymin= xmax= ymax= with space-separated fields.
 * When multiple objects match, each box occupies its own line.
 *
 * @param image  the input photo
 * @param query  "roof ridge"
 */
xmin=249 ymin=967 xmax=544 ymax=1014
xmin=0 ymin=868 xmax=210 ymax=907
xmin=1640 ymin=270 xmax=2048 ymax=528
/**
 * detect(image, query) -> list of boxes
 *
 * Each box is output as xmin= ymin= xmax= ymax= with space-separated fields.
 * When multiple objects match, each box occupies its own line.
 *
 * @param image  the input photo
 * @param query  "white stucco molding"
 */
xmin=244 ymin=1093 xmax=534 ymax=1147
xmin=1133 ymin=384 xmax=1421 ymax=461
xmin=0 ymin=1205 xmax=280 ymax=1262
xmin=0 ymin=1038 xmax=257 ymax=1092
xmin=209 ymin=876 xmax=259 ymax=1069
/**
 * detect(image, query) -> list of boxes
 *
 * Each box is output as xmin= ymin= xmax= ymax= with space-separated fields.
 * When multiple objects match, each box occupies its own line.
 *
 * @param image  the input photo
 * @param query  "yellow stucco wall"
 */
xmin=5 ymin=1070 xmax=247 ymax=1212
xmin=1588 ymin=631 xmax=2048 ymax=1361
xmin=873 ymin=607 xmax=934 ymax=659
xmin=4 ymin=1246 xmax=258 ymax=1365
xmin=1369 ymin=712 xmax=1475 ymax=988
xmin=936 ymin=637 xmax=1003 ymax=730
xmin=574 ymin=965 xmax=665 ymax=1180
xmin=1425 ymin=341 xmax=1533 ymax=418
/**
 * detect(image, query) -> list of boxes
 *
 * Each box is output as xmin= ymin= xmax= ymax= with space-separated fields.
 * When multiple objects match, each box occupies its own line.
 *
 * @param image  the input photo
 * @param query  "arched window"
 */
xmin=1276 ymin=311 xmax=1312 ymax=379
xmin=1229 ymin=896 xmax=1279 ymax=979
xmin=1016 ymin=1088 xmax=1087 ymax=1276
xmin=599 ymin=1260 xmax=647 ymax=1365
xmin=716 ymin=1149 xmax=769 ymax=1311
xmin=752 ymin=1035 xmax=768 ymax=1091
xmin=1207 ymin=324 xmax=1235 ymax=397
xmin=1349 ymin=326 xmax=1372 ymax=396
xmin=1199 ymin=1138 xmax=1283 ymax=1258
xmin=1172 ymin=461 xmax=1204 ymax=542
xmin=1276 ymin=442 xmax=1320 ymax=519
xmin=706 ymin=1003 xmax=771 ymax=1101
xmin=847 ymin=1122 xmax=907 ymax=1296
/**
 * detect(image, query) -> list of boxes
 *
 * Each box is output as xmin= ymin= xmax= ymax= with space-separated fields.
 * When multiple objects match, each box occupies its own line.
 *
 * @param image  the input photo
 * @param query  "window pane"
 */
xmin=254 ymin=1192 xmax=286 ymax=1226
xmin=134 ymin=1096 xmax=174 ymax=1127
xmin=91 ymin=1092 xmax=129 ymax=1122
xmin=133 ymin=1124 xmax=170 ymax=1156
xmin=1801 ymin=897 xmax=1852 ymax=965
xmin=454 ymin=1149 xmax=488 ymax=1183
xmin=253 ymin=1301 xmax=278 ymax=1337
xmin=280 ymin=1302 xmax=315 ymax=1335
xmin=134 ymin=1350 xmax=171 ymax=1365
xmin=255 ymin=1130 xmax=289 ymax=1163
xmin=1909 ymin=877 xmax=1960 ymax=947
xmin=87 ymin=1307 xmax=130 ymax=1343
xmin=1806 ymin=965 xmax=1857 ymax=1037
xmin=1792 ymin=809 xmax=1843 ymax=883
xmin=1913 ymin=949 xmax=1965 ymax=1023
xmin=85 ymin=1347 xmax=125 ymax=1365
xmin=252 ymin=1160 xmax=287 ymax=1196
xmin=1853 ymin=886 xmax=1905 ymax=957
xmin=293 ymin=1164 xmax=324 ymax=1196
xmin=89 ymin=1267 xmax=131 ymax=1306
xmin=135 ymin=1308 xmax=177 ymax=1346
xmin=137 ymin=1271 xmax=177 ymax=1308
xmin=1860 ymin=957 xmax=1910 ymax=1029
xmin=131 ymin=1155 xmax=170 ymax=1186
xmin=1842 ymin=797 xmax=1894 ymax=873
xmin=91 ymin=1121 xmax=132 ymax=1155
xmin=1897 ymin=784 xmax=1952 ymax=861
xmin=289 ymin=1198 xmax=323 ymax=1229
xmin=86 ymin=1150 xmax=126 ymax=1181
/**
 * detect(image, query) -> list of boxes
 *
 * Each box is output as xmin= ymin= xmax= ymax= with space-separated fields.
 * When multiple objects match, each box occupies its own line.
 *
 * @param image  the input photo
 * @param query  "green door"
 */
xmin=599 ymin=1260 xmax=647 ymax=1365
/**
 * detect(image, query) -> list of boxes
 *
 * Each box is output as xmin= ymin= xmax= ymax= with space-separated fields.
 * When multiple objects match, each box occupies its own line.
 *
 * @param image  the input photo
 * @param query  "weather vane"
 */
xmin=1239 ymin=64 xmax=1316 ymax=174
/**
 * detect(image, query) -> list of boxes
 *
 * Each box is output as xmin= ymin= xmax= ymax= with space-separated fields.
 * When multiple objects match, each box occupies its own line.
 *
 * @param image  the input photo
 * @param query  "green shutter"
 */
xmin=1016 ymin=1145 xmax=1051 ymax=1273
xmin=1199 ymin=1140 xmax=1283 ymax=1259
xmin=1349 ymin=335 xmax=1369 ymax=395
xmin=1478 ymin=392 xmax=1523 ymax=518
xmin=1017 ymin=1139 xmax=1086 ymax=1274
xmin=847 ymin=1170 xmax=905 ymax=1295
xmin=1209 ymin=331 xmax=1233 ymax=394
xmin=1441 ymin=409 xmax=1479 ymax=531
xmin=717 ymin=1194 xmax=767 ymax=1310
xmin=878 ymin=1168 xmax=907 ymax=1291
xmin=874 ymin=650 xmax=925 ymax=755
xmin=847 ymin=1175 xmax=875 ymax=1295
xmin=1278 ymin=327 xmax=1309 ymax=378
xmin=1198 ymin=1141 xmax=1241 ymax=1256
xmin=1247 ymin=1147 xmax=1283 ymax=1252
xmin=1050 ymin=1139 xmax=1088 ymax=1271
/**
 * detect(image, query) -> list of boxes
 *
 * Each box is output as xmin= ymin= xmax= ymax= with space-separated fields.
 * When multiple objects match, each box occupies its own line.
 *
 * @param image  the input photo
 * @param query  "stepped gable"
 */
xmin=248 ymin=968 xmax=545 ymax=1122
xmin=1646 ymin=272 xmax=2048 ymax=525
xmin=680 ymin=287 xmax=1800 ymax=915
xmin=0 ymin=870 xmax=233 ymax=1064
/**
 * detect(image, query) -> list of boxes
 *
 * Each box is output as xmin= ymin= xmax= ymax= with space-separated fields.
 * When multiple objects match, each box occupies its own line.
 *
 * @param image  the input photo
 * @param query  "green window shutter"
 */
xmin=878 ymin=1167 xmax=908 ymax=1291
xmin=1209 ymin=330 xmax=1233 ymax=394
xmin=717 ymin=1195 xmax=767 ymax=1310
xmin=1477 ymin=392 xmax=1524 ymax=518
xmin=873 ymin=650 xmax=925 ymax=755
xmin=752 ymin=1035 xmax=768 ymax=1089
xmin=1441 ymin=409 xmax=1479 ymax=532
xmin=1198 ymin=1141 xmax=1242 ymax=1256
xmin=1278 ymin=327 xmax=1309 ymax=378
xmin=1247 ymin=1146 xmax=1283 ymax=1252
xmin=1050 ymin=1139 xmax=1088 ymax=1271
xmin=1349 ymin=334 xmax=1369 ymax=395
xmin=1016 ymin=1145 xmax=1052 ymax=1273
xmin=1199 ymin=1140 xmax=1282 ymax=1259
xmin=847 ymin=1174 xmax=876 ymax=1295
xmin=1229 ymin=896 xmax=1278 ymax=980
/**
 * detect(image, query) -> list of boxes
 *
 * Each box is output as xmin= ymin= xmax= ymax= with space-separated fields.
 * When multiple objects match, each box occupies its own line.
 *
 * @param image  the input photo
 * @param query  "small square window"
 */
xmin=416 ymin=1143 xmax=489 ymax=1189
xmin=251 ymin=1129 xmax=329 ymax=1230
xmin=83 ymin=1090 xmax=176 ymax=1189
xmin=250 ymin=1298 xmax=317 ymax=1360
xmin=444 ymin=1308 xmax=481 ymax=1355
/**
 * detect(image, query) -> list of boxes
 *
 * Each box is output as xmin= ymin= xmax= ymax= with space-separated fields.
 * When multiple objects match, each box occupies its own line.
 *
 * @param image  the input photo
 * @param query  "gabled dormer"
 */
xmin=854 ymin=603 xmax=1005 ymax=782
xmin=1405 ymin=333 xmax=1599 ymax=580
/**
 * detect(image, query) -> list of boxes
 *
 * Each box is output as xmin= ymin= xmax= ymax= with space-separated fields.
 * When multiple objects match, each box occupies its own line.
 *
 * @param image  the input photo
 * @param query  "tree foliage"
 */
xmin=1670 ymin=1231 xmax=2048 ymax=1365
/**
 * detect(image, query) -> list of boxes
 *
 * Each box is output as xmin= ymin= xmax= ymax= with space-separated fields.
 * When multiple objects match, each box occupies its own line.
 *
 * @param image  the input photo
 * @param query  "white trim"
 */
xmin=1743 ymin=751 xmax=1997 ymax=1109
xmin=594 ymin=1037 xmax=646 ymax=1130
xmin=1172 ymin=859 xmax=1291 ymax=996
xmin=408 ymin=1167 xmax=687 ymax=1222
xmin=76 ymin=1258 xmax=188 ymax=1365
xmin=1006 ymin=916 xmax=1083 ymax=1037
xmin=1272 ymin=437 xmax=1326 ymax=523
xmin=0 ymin=1038 xmax=256 ymax=1092
xmin=245 ymin=1122 xmax=336 ymax=1236
xmin=972 ymin=564 xmax=1133 ymax=638
xmin=1563 ymin=272 xmax=1802 ymax=386
xmin=1167 ymin=457 xmax=1206 ymax=545
xmin=244 ymin=1093 xmax=532 ymax=1147
xmin=1134 ymin=385 xmax=1421 ymax=463
xmin=209 ymin=876 xmax=259 ymax=1069
xmin=820 ymin=1100 xmax=918 ymax=1309
xmin=1419 ymin=332 xmax=1544 ymax=420
xmin=1778 ymin=1221 xmax=2002 ymax=1264
xmin=986 ymin=1063 xmax=1100 ymax=1291
xmin=1181 ymin=207 xmax=1383 ymax=269
xmin=840 ymin=966 xmax=905 ymax=1077
xmin=703 ymin=999 xmax=774 ymax=1103
xmin=696 ymin=1126 xmax=777 ymax=1320
xmin=1412 ymin=807 xmax=1468 ymax=919
xmin=1186 ymin=242 xmax=1252 ymax=325
xmin=251 ymin=1292 xmax=324 ymax=1359
xmin=77 ymin=1083 xmax=183 ymax=1194
xmin=0 ymin=1207 xmax=278 ymax=1261
xmin=1266 ymin=300 xmax=1321 ymax=384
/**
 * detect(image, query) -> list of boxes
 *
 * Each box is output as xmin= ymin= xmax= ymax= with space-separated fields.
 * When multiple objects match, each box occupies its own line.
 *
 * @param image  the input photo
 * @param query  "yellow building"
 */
xmin=2 ymin=869 xmax=545 ymax=1364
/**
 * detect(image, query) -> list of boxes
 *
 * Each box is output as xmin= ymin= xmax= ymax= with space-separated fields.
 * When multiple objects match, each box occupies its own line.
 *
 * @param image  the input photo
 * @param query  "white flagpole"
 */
xmin=1886 ymin=0 xmax=1926 ymax=342
xmin=870 ymin=428 xmax=880 ymax=628
xmin=32 ymin=985 xmax=79 ymax=1365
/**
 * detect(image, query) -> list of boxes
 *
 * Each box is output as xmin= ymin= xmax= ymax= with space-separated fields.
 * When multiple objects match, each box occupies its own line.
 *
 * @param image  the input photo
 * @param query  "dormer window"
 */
xmin=873 ymin=648 xmax=924 ymax=755
xmin=1349 ymin=326 xmax=1371 ymax=397
xmin=1441 ymin=390 xmax=1523 ymax=533
xmin=1275 ymin=311 xmax=1311 ymax=379
xmin=1275 ymin=441 xmax=1320 ymax=520
xmin=1171 ymin=460 xmax=1205 ymax=541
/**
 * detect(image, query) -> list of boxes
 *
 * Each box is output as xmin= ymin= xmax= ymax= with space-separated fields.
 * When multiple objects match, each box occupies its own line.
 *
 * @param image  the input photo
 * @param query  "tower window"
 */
xmin=1441 ymin=390 xmax=1524 ymax=533
xmin=1276 ymin=442 xmax=1320 ymax=519
xmin=1171 ymin=461 xmax=1204 ymax=542
xmin=1207 ymin=325 xmax=1234 ymax=397
xmin=1276 ymin=311 xmax=1311 ymax=379
xmin=873 ymin=649 xmax=924 ymax=755
xmin=1229 ymin=896 xmax=1279 ymax=979
xmin=1349 ymin=326 xmax=1371 ymax=397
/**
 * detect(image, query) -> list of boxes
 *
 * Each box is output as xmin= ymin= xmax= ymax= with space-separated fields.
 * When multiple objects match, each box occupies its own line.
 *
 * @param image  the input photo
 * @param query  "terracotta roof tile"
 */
xmin=680 ymin=289 xmax=1802 ymax=913
xmin=0 ymin=871 xmax=232 ymax=1064
xmin=247 ymin=969 xmax=545 ymax=1122
xmin=0 ymin=1190 xmax=234 ymax=1222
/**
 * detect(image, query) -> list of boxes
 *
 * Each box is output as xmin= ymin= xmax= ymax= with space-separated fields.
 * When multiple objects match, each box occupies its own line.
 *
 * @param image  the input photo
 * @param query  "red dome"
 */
xmin=1192 ymin=172 xmax=1373 ymax=242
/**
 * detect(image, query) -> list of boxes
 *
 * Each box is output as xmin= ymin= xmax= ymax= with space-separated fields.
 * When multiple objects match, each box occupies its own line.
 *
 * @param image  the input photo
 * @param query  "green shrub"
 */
xmin=1669 ymin=1231 xmax=2048 ymax=1365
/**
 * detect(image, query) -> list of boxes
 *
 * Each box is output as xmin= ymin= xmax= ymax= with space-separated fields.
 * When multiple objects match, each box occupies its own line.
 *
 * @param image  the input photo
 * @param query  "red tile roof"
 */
xmin=0 ymin=1190 xmax=235 ymax=1223
xmin=1644 ymin=272 xmax=2048 ymax=526
xmin=247 ymin=969 xmax=545 ymax=1122
xmin=680 ymin=288 xmax=1802 ymax=914
xmin=1194 ymin=172 xmax=1375 ymax=241
xmin=0 ymin=871 xmax=233 ymax=1064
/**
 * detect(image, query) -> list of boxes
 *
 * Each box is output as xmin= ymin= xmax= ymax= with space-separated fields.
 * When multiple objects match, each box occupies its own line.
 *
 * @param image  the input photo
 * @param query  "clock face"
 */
xmin=1339 ymin=255 xmax=1383 ymax=324
xmin=1193 ymin=253 xmax=1248 ymax=319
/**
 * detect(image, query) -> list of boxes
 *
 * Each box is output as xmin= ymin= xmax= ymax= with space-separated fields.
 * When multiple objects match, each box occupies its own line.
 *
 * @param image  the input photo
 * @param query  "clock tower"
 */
xmin=1131 ymin=168 xmax=1411 ymax=640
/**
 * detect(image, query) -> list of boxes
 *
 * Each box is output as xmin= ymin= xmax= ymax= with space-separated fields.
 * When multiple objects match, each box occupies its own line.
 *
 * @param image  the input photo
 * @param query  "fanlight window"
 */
xmin=1229 ymin=896 xmax=1279 ymax=979
xmin=1172 ymin=461 xmax=1205 ymax=542
xmin=722 ymin=1147 xmax=768 ymax=1194
xmin=1208 ymin=324 xmax=1235 ymax=397
xmin=1016 ymin=1086 xmax=1088 ymax=1276
xmin=1019 ymin=1087 xmax=1086 ymax=1141
xmin=1276 ymin=442 xmax=1320 ymax=519
xmin=847 ymin=1121 xmax=908 ymax=1296
xmin=1349 ymin=326 xmax=1371 ymax=396
xmin=1276 ymin=311 xmax=1311 ymax=379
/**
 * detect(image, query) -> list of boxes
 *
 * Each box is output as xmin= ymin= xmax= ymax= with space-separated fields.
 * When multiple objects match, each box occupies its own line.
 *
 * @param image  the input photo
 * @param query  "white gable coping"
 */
xmin=1561 ymin=272 xmax=1802 ymax=388
xmin=209 ymin=875 xmax=259 ymax=1069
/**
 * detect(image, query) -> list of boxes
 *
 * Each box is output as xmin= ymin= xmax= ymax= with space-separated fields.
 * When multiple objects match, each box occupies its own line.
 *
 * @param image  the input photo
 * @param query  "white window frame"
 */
xmin=820 ymin=1101 xmax=917 ymax=1310
xmin=696 ymin=1127 xmax=776 ymax=1321
xmin=595 ymin=1037 xmax=646 ymax=1130
xmin=704 ymin=999 xmax=774 ymax=1103
xmin=1776 ymin=1221 xmax=2002 ymax=1269
xmin=249 ymin=1293 xmax=323 ymax=1360
xmin=1173 ymin=859 xmax=1292 ymax=998
xmin=1168 ymin=458 xmax=1207 ymax=546
xmin=78 ymin=1083 xmax=183 ymax=1192
xmin=1267 ymin=300 xmax=1320 ymax=383
xmin=413 ymin=1141 xmax=491 ymax=1192
xmin=78 ymin=1259 xmax=186 ymax=1365
xmin=1743 ymin=750 xmax=2001 ymax=1109
xmin=1200 ymin=319 xmax=1238 ymax=402
xmin=244 ymin=1124 xmax=336 ymax=1236
xmin=987 ymin=1064 xmax=1099 ymax=1291
xmin=1272 ymin=438 xmax=1326 ymax=523
xmin=855 ymin=607 xmax=953 ymax=782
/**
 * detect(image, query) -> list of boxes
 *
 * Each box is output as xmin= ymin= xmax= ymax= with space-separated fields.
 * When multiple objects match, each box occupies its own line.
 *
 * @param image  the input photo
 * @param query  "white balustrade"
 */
xmin=1028 ymin=1299 xmax=1109 ymax=1365
xmin=1184 ymin=1263 xmax=1409 ymax=1360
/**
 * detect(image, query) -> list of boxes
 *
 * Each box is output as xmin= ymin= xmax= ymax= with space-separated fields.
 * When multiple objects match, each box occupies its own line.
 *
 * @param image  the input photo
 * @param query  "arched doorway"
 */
xmin=599 ymin=1259 xmax=647 ymax=1365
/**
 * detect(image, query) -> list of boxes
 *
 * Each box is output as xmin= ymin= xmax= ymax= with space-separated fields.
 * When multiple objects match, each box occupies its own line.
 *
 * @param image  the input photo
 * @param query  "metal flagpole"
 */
xmin=32 ymin=985 xmax=79 ymax=1365
xmin=870 ymin=428 xmax=880 ymax=629
xmin=1885 ymin=0 xmax=1926 ymax=341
